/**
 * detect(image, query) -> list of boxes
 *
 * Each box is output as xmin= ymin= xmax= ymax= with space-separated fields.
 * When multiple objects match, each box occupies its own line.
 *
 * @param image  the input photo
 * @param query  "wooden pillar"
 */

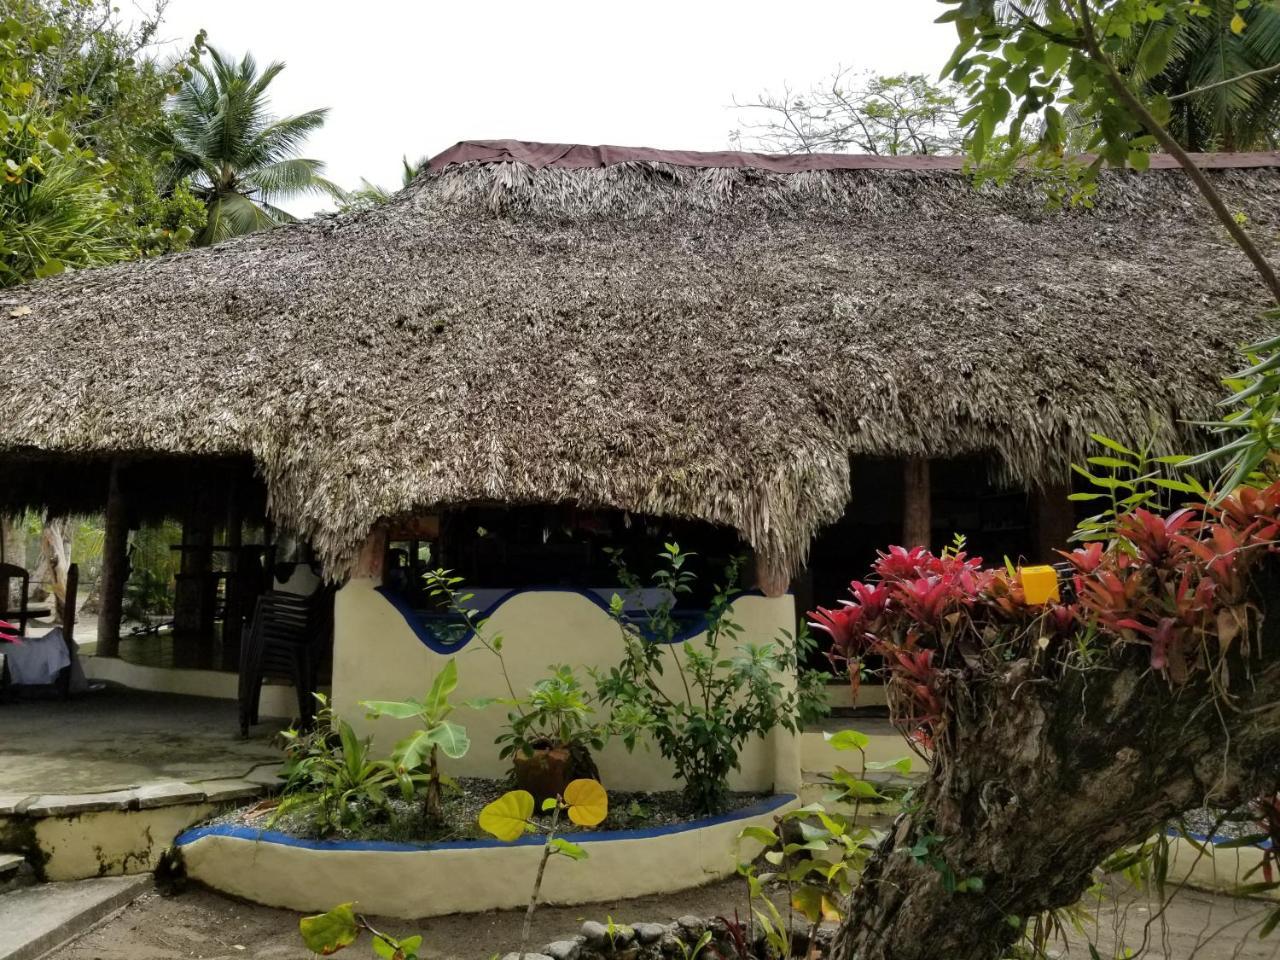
xmin=220 ymin=483 xmax=244 ymax=671
xmin=96 ymin=460 xmax=128 ymax=658
xmin=174 ymin=480 xmax=216 ymax=666
xmin=754 ymin=549 xmax=790 ymax=598
xmin=63 ymin=562 xmax=78 ymax=643
xmin=1032 ymin=482 xmax=1075 ymax=562
xmin=354 ymin=525 xmax=388 ymax=583
xmin=902 ymin=457 xmax=932 ymax=549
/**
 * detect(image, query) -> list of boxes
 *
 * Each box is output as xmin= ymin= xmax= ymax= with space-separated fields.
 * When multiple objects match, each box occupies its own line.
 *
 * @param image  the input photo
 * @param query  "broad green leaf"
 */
xmin=824 ymin=729 xmax=869 ymax=752
xmin=426 ymin=720 xmax=470 ymax=759
xmin=425 ymin=659 xmax=459 ymax=715
xmin=550 ymin=837 xmax=588 ymax=861
xmin=564 ymin=778 xmax=608 ymax=827
xmin=361 ymin=699 xmax=423 ymax=720
xmin=299 ymin=903 xmax=359 ymax=955
xmin=738 ymin=826 xmax=778 ymax=845
xmin=372 ymin=933 xmax=422 ymax=960
xmin=478 ymin=790 xmax=535 ymax=841
xmin=866 ymin=757 xmax=913 ymax=775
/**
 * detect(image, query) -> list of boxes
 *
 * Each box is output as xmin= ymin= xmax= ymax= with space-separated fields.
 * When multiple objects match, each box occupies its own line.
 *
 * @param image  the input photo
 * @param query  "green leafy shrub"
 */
xmin=361 ymin=659 xmax=470 ymax=824
xmin=275 ymin=694 xmax=396 ymax=835
xmin=596 ymin=544 xmax=828 ymax=815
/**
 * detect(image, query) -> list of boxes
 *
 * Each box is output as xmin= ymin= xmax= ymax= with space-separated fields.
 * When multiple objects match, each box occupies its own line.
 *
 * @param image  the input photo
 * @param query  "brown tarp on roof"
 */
xmin=428 ymin=138 xmax=1280 ymax=172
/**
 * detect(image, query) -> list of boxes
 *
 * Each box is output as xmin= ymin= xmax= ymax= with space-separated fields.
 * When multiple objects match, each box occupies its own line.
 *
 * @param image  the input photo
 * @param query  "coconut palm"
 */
xmin=994 ymin=0 xmax=1280 ymax=150
xmin=1119 ymin=0 xmax=1280 ymax=150
xmin=339 ymin=155 xmax=427 ymax=212
xmin=168 ymin=47 xmax=342 ymax=245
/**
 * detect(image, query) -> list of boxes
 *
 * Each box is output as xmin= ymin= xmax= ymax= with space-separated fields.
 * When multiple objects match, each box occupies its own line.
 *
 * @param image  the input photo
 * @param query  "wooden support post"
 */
xmin=354 ymin=525 xmax=388 ymax=583
xmin=754 ymin=549 xmax=790 ymax=598
xmin=220 ymin=483 xmax=244 ymax=672
xmin=63 ymin=562 xmax=78 ymax=643
xmin=96 ymin=460 xmax=128 ymax=658
xmin=1032 ymin=483 xmax=1075 ymax=562
xmin=902 ymin=457 xmax=932 ymax=549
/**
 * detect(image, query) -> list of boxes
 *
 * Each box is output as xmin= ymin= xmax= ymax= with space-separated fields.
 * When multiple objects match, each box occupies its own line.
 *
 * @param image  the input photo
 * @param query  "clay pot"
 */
xmin=512 ymin=744 xmax=572 ymax=803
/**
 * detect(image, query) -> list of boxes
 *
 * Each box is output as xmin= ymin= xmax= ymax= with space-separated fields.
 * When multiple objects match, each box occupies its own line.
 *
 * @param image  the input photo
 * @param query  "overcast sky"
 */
xmin=156 ymin=1 xmax=960 ymax=217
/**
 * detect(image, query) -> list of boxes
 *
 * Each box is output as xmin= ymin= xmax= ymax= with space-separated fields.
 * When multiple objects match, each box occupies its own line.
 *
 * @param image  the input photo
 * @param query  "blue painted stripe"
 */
xmin=176 ymin=792 xmax=796 ymax=852
xmin=375 ymin=584 xmax=775 ymax=655
xmin=1167 ymin=828 xmax=1272 ymax=851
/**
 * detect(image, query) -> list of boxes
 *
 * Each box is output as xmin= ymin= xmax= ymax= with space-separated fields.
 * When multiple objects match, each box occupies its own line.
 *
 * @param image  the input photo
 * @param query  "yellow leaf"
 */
xmin=1232 ymin=12 xmax=1247 ymax=33
xmin=563 ymin=778 xmax=608 ymax=827
xmin=478 ymin=789 xmax=534 ymax=842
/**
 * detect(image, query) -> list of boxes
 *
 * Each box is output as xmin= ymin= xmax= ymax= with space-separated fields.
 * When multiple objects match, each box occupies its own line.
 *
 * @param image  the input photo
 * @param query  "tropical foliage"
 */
xmin=361 ymin=659 xmax=471 ymax=823
xmin=596 ymin=545 xmax=828 ymax=815
xmin=0 ymin=0 xmax=205 ymax=285
xmin=1113 ymin=0 xmax=1280 ymax=150
xmin=167 ymin=47 xmax=341 ymax=245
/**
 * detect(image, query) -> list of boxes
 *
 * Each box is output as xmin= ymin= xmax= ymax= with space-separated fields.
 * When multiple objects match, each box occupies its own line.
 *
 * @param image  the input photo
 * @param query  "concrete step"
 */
xmin=0 ymin=875 xmax=150 ymax=960
xmin=0 ymin=854 xmax=34 ymax=896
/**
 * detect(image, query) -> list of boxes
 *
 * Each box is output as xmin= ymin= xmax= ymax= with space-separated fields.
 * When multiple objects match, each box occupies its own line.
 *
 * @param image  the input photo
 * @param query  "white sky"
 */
xmin=156 ymin=0 xmax=960 ymax=217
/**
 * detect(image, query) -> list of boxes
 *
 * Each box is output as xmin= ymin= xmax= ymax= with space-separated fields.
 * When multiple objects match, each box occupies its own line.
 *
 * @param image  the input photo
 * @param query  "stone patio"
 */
xmin=0 ymin=687 xmax=285 ymax=796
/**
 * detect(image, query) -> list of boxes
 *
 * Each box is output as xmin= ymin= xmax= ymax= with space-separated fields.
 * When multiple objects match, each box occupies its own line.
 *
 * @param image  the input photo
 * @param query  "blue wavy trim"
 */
xmin=1168 ymin=828 xmax=1272 ymax=851
xmin=176 ymin=792 xmax=796 ymax=852
xmin=375 ymin=584 xmax=773 ymax=655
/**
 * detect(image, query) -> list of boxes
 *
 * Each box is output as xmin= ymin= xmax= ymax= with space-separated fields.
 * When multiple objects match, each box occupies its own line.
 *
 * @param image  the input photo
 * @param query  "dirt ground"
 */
xmin=50 ymin=878 xmax=1280 ymax=960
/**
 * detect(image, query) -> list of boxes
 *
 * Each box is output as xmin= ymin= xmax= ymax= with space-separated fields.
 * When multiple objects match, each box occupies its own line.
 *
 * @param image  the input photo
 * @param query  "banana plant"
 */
xmin=361 ymin=659 xmax=470 ymax=823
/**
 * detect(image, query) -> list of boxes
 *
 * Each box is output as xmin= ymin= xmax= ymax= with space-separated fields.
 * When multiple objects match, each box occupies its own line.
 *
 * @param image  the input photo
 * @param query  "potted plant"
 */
xmin=497 ymin=665 xmax=606 ymax=802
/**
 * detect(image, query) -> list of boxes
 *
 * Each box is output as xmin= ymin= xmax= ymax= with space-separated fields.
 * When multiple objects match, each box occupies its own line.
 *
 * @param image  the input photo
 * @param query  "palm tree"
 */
xmin=339 ymin=155 xmax=427 ymax=212
xmin=168 ymin=47 xmax=342 ymax=245
xmin=1125 ymin=0 xmax=1280 ymax=151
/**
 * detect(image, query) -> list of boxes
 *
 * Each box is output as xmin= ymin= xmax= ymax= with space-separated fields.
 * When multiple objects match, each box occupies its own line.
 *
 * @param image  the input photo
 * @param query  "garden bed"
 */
xmin=213 ymin=778 xmax=772 ymax=845
xmin=175 ymin=792 xmax=798 ymax=919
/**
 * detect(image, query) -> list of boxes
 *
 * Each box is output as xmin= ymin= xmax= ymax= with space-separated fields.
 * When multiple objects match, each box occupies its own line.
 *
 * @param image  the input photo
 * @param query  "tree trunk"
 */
xmin=96 ymin=461 xmax=128 ymax=658
xmin=35 ymin=517 xmax=72 ymax=622
xmin=833 ymin=574 xmax=1280 ymax=960
xmin=902 ymin=459 xmax=931 ymax=550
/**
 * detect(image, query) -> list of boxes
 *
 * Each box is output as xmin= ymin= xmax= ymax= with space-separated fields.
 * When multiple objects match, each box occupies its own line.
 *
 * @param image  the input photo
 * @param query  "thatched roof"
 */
xmin=1 ymin=140 xmax=1277 ymax=579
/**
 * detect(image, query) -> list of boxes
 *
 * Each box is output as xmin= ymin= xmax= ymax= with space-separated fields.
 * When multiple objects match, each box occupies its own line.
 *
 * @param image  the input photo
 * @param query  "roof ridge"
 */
xmin=427 ymin=139 xmax=1280 ymax=174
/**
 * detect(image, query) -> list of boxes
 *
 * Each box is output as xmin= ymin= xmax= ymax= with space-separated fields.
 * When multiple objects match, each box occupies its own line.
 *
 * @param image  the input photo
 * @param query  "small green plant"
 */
xmin=300 ymin=902 xmax=423 ymax=959
xmin=496 ymin=665 xmax=606 ymax=763
xmin=274 ymin=694 xmax=396 ymax=835
xmin=478 ymin=779 xmax=608 ymax=960
xmin=361 ymin=659 xmax=470 ymax=824
xmin=596 ymin=544 xmax=828 ymax=815
xmin=737 ymin=728 xmax=909 ymax=956
xmin=1069 ymin=434 xmax=1205 ymax=543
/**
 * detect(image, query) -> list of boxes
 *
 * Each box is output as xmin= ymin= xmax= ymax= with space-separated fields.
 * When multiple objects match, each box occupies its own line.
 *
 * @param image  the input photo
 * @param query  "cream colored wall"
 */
xmin=35 ymin=804 xmax=216 ymax=880
xmin=179 ymin=796 xmax=799 ymax=919
xmin=332 ymin=580 xmax=801 ymax=794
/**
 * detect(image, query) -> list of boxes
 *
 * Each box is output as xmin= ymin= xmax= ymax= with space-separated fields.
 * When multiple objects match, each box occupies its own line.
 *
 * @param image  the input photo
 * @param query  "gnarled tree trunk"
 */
xmin=833 ymin=578 xmax=1280 ymax=960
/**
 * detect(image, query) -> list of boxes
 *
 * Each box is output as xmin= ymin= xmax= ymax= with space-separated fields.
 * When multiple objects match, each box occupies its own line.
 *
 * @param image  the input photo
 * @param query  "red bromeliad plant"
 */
xmin=811 ymin=483 xmax=1280 ymax=758
xmin=0 ymin=619 xmax=17 ymax=644
xmin=807 ymin=485 xmax=1280 ymax=960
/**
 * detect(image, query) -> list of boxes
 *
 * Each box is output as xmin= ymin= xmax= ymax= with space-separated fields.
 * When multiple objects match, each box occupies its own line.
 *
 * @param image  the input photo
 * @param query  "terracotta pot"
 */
xmin=512 ymin=745 xmax=572 ymax=803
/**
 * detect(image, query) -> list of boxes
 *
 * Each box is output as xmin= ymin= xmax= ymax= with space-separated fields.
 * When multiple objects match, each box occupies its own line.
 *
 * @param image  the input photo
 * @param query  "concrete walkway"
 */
xmin=0 ymin=875 xmax=150 ymax=960
xmin=0 ymin=687 xmax=284 ymax=795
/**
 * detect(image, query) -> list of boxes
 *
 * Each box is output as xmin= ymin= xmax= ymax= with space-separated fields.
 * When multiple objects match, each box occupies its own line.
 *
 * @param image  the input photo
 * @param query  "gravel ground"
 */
xmin=215 ymin=779 xmax=770 ymax=844
xmin=48 ymin=877 xmax=1280 ymax=960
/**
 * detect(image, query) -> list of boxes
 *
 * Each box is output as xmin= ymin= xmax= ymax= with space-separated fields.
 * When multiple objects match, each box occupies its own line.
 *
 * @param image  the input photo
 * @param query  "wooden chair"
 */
xmin=0 ymin=563 xmax=35 ymax=636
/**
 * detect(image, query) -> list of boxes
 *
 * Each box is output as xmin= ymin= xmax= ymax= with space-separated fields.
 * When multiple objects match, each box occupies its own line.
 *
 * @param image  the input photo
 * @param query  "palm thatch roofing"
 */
xmin=1 ymin=139 xmax=1277 ymax=580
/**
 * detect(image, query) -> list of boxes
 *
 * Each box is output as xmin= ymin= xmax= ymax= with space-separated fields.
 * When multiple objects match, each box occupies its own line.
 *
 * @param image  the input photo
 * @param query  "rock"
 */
xmin=675 ymin=916 xmax=705 ymax=938
xmin=501 ymin=954 xmax=553 ymax=960
xmin=633 ymin=923 xmax=666 ymax=945
xmin=581 ymin=922 xmax=611 ymax=948
xmin=544 ymin=941 xmax=582 ymax=960
xmin=659 ymin=934 xmax=686 ymax=956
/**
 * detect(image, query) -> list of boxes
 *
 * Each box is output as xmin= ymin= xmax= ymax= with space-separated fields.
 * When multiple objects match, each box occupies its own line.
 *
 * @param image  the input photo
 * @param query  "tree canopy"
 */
xmin=168 ymin=47 xmax=343 ymax=245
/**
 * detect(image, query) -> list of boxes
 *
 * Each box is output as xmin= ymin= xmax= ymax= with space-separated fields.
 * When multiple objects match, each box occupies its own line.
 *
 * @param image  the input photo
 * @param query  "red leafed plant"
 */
xmin=809 ymin=481 xmax=1280 ymax=753
xmin=0 ymin=619 xmax=17 ymax=644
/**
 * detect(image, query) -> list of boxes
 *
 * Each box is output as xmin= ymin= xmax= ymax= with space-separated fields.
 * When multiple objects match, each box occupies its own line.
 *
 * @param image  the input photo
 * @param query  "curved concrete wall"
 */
xmin=177 ymin=794 xmax=797 ymax=918
xmin=332 ymin=580 xmax=802 ymax=794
